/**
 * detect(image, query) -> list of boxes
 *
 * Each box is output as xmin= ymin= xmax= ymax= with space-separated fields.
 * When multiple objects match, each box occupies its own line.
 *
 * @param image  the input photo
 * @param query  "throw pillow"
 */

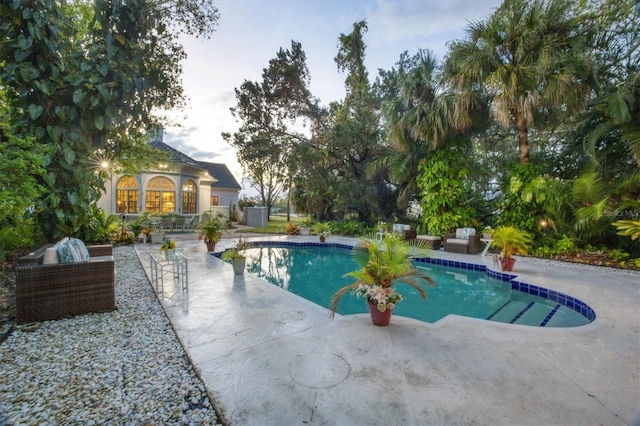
xmin=56 ymin=241 xmax=82 ymax=263
xmin=69 ymin=237 xmax=91 ymax=261
xmin=460 ymin=228 xmax=475 ymax=240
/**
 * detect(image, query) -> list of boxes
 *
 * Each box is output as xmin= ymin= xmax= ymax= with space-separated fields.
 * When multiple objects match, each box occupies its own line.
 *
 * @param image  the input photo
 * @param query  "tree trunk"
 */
xmin=516 ymin=112 xmax=530 ymax=163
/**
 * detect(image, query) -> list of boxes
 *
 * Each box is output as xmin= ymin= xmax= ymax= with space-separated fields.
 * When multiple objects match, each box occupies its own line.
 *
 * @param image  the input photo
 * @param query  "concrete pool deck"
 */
xmin=135 ymin=235 xmax=639 ymax=425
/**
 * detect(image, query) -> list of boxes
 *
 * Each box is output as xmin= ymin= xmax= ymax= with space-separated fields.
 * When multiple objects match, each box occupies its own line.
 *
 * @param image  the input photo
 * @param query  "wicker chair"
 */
xmin=15 ymin=244 xmax=116 ymax=324
xmin=444 ymin=230 xmax=483 ymax=255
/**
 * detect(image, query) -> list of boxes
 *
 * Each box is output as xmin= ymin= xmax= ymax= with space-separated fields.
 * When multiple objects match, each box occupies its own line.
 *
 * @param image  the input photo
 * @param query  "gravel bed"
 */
xmin=0 ymin=246 xmax=221 ymax=425
xmin=515 ymin=255 xmax=640 ymax=276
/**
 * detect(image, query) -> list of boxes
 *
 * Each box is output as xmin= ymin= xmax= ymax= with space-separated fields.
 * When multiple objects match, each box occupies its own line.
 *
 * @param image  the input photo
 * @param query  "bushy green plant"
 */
xmin=329 ymin=235 xmax=436 ymax=317
xmin=490 ymin=226 xmax=532 ymax=259
xmin=196 ymin=214 xmax=224 ymax=244
xmin=333 ymin=220 xmax=362 ymax=236
xmin=417 ymin=145 xmax=477 ymax=235
xmin=312 ymin=222 xmax=332 ymax=238
xmin=112 ymin=229 xmax=136 ymax=245
xmin=553 ymin=235 xmax=577 ymax=255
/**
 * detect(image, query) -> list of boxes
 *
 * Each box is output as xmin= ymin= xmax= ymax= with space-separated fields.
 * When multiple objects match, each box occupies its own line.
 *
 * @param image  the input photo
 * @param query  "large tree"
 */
xmin=445 ymin=0 xmax=592 ymax=163
xmin=224 ymin=41 xmax=316 ymax=217
xmin=0 ymin=0 xmax=218 ymax=241
xmin=328 ymin=20 xmax=383 ymax=222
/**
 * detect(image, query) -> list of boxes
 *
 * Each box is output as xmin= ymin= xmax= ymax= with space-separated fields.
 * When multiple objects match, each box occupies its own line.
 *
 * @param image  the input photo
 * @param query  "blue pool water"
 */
xmin=231 ymin=243 xmax=594 ymax=327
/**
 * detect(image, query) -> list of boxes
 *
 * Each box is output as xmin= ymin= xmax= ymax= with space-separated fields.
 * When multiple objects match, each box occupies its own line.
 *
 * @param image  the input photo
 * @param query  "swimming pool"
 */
xmin=217 ymin=242 xmax=595 ymax=327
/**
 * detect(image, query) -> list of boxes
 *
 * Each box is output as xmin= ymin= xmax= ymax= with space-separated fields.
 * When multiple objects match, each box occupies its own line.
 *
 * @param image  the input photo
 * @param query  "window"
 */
xmin=210 ymin=195 xmax=219 ymax=206
xmin=182 ymin=180 xmax=197 ymax=214
xmin=116 ymin=176 xmax=139 ymax=213
xmin=146 ymin=177 xmax=176 ymax=213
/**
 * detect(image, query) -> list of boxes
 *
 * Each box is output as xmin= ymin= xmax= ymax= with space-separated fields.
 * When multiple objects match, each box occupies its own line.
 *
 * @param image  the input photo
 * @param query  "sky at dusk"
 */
xmin=162 ymin=0 xmax=503 ymax=193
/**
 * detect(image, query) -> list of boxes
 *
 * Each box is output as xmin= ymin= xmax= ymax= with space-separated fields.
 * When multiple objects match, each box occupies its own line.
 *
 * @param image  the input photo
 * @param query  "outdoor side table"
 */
xmin=480 ymin=238 xmax=493 ymax=256
xmin=150 ymin=251 xmax=188 ymax=295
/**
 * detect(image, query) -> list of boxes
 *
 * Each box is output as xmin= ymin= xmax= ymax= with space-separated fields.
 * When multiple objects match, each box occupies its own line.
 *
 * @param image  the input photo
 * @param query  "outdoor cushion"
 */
xmin=56 ymin=240 xmax=82 ymax=263
xmin=69 ymin=238 xmax=91 ymax=261
xmin=455 ymin=228 xmax=476 ymax=240
xmin=446 ymin=238 xmax=470 ymax=245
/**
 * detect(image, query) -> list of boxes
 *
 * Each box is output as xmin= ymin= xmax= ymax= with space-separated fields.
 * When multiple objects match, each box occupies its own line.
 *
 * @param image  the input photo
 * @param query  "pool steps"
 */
xmin=487 ymin=300 xmax=564 ymax=327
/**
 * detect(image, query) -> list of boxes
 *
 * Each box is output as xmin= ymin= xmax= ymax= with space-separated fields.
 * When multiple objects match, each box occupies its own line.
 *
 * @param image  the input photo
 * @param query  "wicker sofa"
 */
xmin=443 ymin=228 xmax=483 ymax=255
xmin=15 ymin=244 xmax=116 ymax=324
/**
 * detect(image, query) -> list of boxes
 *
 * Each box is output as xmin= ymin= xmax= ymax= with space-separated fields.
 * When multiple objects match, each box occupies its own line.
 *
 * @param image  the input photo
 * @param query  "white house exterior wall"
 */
xmin=214 ymin=188 xmax=240 ymax=210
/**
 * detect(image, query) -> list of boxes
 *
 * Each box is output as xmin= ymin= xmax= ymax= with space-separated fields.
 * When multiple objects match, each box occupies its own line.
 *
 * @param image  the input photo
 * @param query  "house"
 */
xmin=97 ymin=131 xmax=241 ymax=219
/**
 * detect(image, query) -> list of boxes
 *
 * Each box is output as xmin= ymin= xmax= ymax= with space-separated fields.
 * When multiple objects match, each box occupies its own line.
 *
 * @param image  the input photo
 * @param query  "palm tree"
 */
xmin=445 ymin=0 xmax=592 ymax=163
xmin=373 ymin=50 xmax=451 ymax=208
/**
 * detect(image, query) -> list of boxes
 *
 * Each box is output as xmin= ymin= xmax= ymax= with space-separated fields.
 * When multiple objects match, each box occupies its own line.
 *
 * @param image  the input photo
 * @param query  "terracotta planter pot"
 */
xmin=205 ymin=241 xmax=216 ymax=252
xmin=319 ymin=236 xmax=326 ymax=243
xmin=368 ymin=302 xmax=393 ymax=326
xmin=500 ymin=257 xmax=516 ymax=271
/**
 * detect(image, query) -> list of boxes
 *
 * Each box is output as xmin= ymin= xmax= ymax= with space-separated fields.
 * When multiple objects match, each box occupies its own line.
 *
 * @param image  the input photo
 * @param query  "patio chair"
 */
xmin=183 ymin=215 xmax=199 ymax=231
xmin=444 ymin=228 xmax=483 ymax=254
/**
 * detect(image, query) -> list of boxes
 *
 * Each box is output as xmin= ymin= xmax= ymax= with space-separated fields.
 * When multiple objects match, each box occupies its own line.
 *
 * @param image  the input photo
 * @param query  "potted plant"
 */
xmin=482 ymin=226 xmax=494 ymax=239
xmin=221 ymin=238 xmax=253 ymax=275
xmin=312 ymin=222 xmax=331 ymax=242
xmin=299 ymin=218 xmax=314 ymax=236
xmin=160 ymin=237 xmax=176 ymax=259
xmin=490 ymin=225 xmax=532 ymax=271
xmin=196 ymin=214 xmax=225 ymax=251
xmin=329 ymin=234 xmax=436 ymax=326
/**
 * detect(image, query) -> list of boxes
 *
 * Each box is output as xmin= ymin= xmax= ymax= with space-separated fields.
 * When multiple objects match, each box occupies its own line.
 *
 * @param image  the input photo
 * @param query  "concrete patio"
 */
xmin=135 ymin=235 xmax=639 ymax=425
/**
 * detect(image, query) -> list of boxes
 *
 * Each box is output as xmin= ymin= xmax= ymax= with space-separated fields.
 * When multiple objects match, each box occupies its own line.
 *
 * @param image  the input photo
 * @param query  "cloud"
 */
xmin=366 ymin=0 xmax=501 ymax=59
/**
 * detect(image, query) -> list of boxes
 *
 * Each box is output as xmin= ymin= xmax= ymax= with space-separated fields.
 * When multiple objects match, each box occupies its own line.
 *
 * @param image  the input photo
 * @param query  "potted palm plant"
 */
xmin=196 ymin=214 xmax=225 ymax=251
xmin=312 ymin=222 xmax=331 ymax=242
xmin=221 ymin=238 xmax=253 ymax=275
xmin=330 ymin=234 xmax=436 ymax=326
xmin=490 ymin=225 xmax=532 ymax=271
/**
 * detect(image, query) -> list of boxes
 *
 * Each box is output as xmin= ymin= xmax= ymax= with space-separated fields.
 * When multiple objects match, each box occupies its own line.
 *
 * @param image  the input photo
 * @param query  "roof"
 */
xmin=199 ymin=162 xmax=242 ymax=190
xmin=150 ymin=140 xmax=205 ymax=170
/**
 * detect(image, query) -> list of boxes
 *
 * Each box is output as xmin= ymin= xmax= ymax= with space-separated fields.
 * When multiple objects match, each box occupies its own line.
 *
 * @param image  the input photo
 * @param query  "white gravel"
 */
xmin=0 ymin=245 xmax=220 ymax=425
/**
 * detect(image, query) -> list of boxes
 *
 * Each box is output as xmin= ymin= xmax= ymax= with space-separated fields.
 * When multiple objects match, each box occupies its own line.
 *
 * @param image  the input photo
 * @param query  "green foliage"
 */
xmin=490 ymin=226 xmax=532 ymax=259
xmin=331 ymin=219 xmax=363 ymax=236
xmin=112 ymin=229 xmax=136 ymax=245
xmin=613 ymin=220 xmax=640 ymax=240
xmin=224 ymin=41 xmax=315 ymax=216
xmin=0 ymin=105 xmax=50 ymax=259
xmin=553 ymin=235 xmax=578 ymax=255
xmin=417 ymin=142 xmax=477 ymax=235
xmin=196 ymin=214 xmax=225 ymax=243
xmin=0 ymin=0 xmax=218 ymax=244
xmin=445 ymin=0 xmax=592 ymax=163
xmin=312 ymin=221 xmax=331 ymax=237
xmin=497 ymin=163 xmax=572 ymax=235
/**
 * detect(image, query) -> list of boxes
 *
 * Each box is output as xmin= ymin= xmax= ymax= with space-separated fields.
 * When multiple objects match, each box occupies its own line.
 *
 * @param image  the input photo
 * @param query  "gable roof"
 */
xmin=199 ymin=162 xmax=242 ymax=190
xmin=150 ymin=140 xmax=204 ymax=170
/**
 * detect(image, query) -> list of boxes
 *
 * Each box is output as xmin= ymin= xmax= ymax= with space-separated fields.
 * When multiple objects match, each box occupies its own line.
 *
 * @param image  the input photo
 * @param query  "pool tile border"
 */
xmin=214 ymin=241 xmax=596 ymax=324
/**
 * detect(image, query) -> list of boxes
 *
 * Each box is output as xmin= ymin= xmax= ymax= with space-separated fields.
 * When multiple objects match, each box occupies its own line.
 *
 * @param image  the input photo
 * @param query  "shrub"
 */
xmin=285 ymin=223 xmax=300 ymax=235
xmin=553 ymin=235 xmax=577 ymax=255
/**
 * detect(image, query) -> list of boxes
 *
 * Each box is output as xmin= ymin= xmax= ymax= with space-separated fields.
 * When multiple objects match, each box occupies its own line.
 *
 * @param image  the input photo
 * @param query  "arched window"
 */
xmin=146 ymin=177 xmax=176 ymax=213
xmin=182 ymin=179 xmax=197 ymax=214
xmin=116 ymin=176 xmax=139 ymax=213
